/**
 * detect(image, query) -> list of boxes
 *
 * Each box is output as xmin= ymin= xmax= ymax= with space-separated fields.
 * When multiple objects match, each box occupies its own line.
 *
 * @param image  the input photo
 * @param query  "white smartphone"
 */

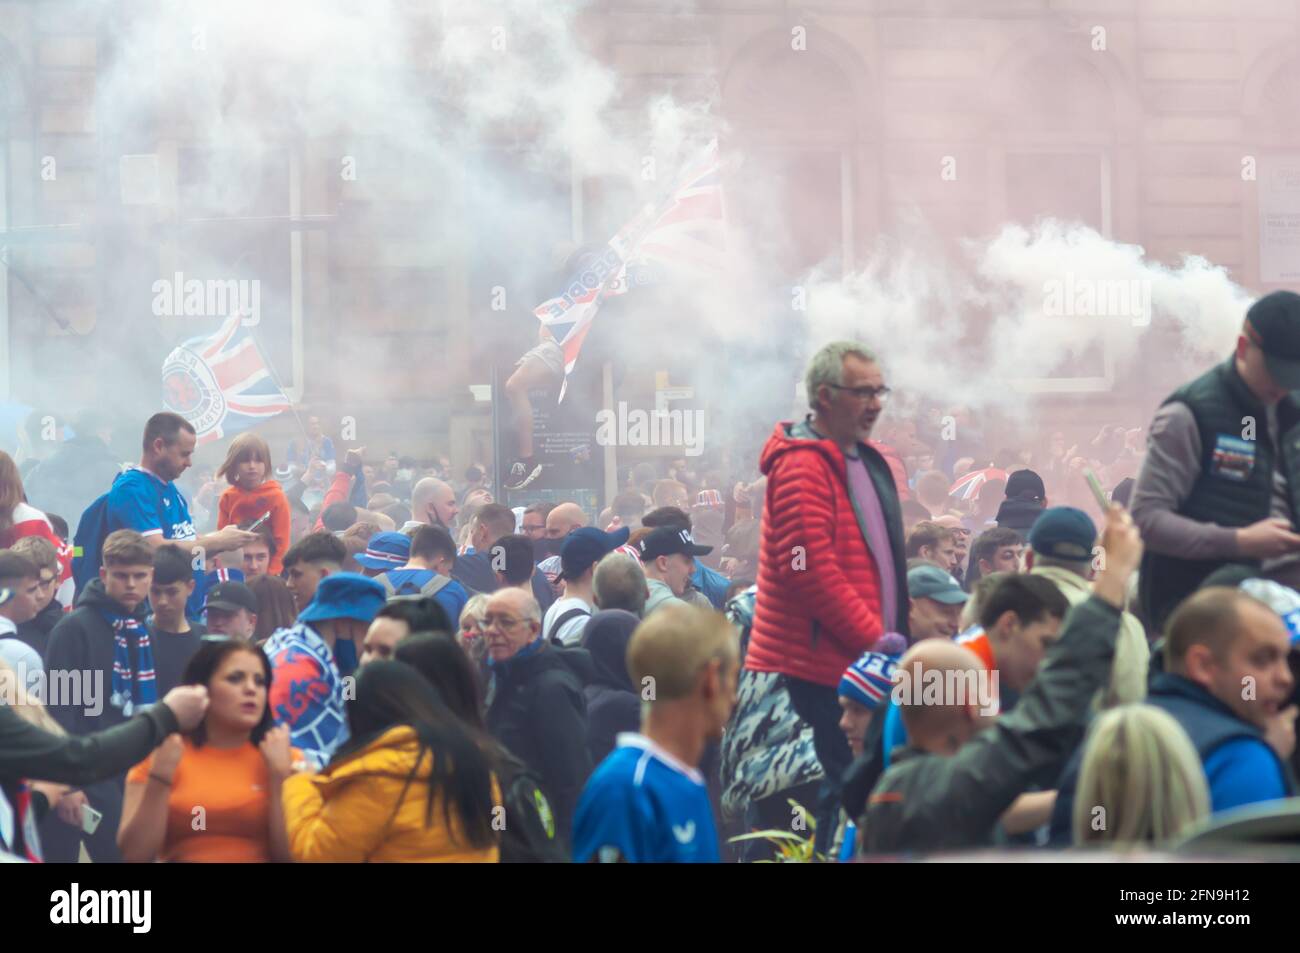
xmin=81 ymin=804 xmax=103 ymax=836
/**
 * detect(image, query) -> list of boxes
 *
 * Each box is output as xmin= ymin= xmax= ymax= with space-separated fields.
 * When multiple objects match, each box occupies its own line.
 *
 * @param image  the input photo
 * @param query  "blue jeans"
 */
xmin=783 ymin=676 xmax=852 ymax=859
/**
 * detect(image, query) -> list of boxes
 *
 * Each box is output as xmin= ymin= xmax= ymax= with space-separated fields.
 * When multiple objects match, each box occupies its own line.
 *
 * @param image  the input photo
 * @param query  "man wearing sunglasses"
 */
xmin=745 ymin=340 xmax=910 ymax=855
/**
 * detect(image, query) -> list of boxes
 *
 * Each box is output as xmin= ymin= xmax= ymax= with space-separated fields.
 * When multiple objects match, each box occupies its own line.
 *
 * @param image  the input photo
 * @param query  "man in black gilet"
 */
xmin=1133 ymin=291 xmax=1300 ymax=633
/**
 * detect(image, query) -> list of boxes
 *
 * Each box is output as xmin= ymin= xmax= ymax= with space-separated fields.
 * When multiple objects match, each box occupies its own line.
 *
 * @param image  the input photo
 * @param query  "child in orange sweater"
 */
xmin=217 ymin=433 xmax=291 ymax=576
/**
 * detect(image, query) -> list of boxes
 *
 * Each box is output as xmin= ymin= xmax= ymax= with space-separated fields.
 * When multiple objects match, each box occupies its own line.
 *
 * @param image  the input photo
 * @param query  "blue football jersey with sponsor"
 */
xmin=106 ymin=468 xmax=204 ymax=617
xmin=573 ymin=734 xmax=719 ymax=864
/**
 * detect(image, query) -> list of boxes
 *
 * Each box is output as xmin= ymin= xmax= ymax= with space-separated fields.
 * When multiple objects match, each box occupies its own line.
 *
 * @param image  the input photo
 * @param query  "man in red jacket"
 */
xmin=746 ymin=341 xmax=909 ymax=854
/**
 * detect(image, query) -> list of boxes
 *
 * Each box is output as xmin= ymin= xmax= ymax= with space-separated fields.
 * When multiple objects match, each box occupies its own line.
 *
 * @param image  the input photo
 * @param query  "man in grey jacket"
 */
xmin=860 ymin=505 xmax=1141 ymax=855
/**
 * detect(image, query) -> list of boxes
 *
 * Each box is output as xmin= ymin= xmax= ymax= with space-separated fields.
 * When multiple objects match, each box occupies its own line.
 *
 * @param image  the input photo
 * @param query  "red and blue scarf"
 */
xmin=108 ymin=613 xmax=156 ymax=716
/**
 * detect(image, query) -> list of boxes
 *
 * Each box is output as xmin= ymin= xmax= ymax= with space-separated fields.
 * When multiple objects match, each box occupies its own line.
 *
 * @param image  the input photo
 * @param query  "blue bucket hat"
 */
xmin=354 ymin=531 xmax=411 ymax=570
xmin=298 ymin=572 xmax=386 ymax=625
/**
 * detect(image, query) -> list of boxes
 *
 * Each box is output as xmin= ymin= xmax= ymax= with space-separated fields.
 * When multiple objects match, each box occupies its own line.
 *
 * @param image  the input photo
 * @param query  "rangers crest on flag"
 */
xmin=162 ymin=315 xmax=291 ymax=444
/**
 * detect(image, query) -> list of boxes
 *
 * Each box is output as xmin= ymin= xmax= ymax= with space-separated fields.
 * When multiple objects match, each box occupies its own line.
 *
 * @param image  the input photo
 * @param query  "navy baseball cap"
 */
xmin=1028 ymin=506 xmax=1097 ymax=561
xmin=907 ymin=564 xmax=968 ymax=605
xmin=637 ymin=527 xmax=713 ymax=561
xmin=560 ymin=526 xmax=631 ymax=580
xmin=204 ymin=581 xmax=258 ymax=614
xmin=354 ymin=531 xmax=411 ymax=570
xmin=298 ymin=572 xmax=386 ymax=624
xmin=1246 ymin=291 xmax=1300 ymax=390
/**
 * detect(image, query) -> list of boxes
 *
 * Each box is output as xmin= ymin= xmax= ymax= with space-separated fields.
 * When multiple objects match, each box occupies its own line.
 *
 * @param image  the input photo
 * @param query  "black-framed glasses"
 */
xmin=829 ymin=384 xmax=891 ymax=402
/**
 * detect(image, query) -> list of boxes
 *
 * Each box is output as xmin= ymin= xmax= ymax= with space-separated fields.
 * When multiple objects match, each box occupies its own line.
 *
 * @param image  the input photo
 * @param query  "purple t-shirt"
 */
xmin=791 ymin=416 xmax=898 ymax=634
xmin=844 ymin=450 xmax=898 ymax=633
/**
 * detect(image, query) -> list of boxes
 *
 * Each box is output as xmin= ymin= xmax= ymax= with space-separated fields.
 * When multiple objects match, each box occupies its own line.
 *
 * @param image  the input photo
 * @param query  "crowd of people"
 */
xmin=5 ymin=292 xmax=1300 ymax=863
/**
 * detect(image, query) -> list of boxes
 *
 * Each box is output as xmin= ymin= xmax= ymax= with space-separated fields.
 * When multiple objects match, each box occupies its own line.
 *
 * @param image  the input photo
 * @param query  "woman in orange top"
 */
xmin=216 ymin=433 xmax=292 ymax=575
xmin=282 ymin=660 xmax=500 ymax=862
xmin=118 ymin=638 xmax=299 ymax=862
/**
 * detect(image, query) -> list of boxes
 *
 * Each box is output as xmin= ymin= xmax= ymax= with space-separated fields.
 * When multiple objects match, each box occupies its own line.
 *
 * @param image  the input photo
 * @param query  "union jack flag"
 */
xmin=534 ymin=139 xmax=725 ymax=401
xmin=162 ymin=315 xmax=291 ymax=445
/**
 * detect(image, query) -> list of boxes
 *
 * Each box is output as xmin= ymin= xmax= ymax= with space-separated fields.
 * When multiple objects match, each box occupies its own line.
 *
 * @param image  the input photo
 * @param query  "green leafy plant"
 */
xmin=729 ymin=799 xmax=827 ymax=863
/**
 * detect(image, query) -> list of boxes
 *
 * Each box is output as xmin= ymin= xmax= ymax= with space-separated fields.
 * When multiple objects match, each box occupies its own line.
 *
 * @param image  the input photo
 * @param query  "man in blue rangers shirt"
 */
xmin=104 ymin=413 xmax=258 ymax=619
xmin=573 ymin=603 xmax=738 ymax=863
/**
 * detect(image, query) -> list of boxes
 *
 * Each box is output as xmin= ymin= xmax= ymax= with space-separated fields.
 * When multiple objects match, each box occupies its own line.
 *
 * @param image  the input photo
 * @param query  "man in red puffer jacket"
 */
xmin=746 ymin=341 xmax=909 ymax=853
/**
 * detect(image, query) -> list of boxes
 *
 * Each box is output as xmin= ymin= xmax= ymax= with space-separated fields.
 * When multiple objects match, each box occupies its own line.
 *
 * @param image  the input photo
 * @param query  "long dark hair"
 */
xmin=394 ymin=632 xmax=486 ymax=732
xmin=334 ymin=660 xmax=495 ymax=849
xmin=181 ymin=638 xmax=275 ymax=748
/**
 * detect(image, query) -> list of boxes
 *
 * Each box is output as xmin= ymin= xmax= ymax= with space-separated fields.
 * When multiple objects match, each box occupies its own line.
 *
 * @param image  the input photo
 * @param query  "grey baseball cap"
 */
xmin=907 ymin=564 xmax=969 ymax=605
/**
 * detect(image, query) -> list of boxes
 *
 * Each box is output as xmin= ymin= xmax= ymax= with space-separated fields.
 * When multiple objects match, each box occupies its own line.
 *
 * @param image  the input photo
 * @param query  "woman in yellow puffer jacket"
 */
xmin=282 ymin=660 xmax=501 ymax=862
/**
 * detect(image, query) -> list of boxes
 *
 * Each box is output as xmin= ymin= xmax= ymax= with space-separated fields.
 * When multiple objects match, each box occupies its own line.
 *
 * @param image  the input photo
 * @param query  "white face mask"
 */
xmin=396 ymin=468 xmax=414 ymax=482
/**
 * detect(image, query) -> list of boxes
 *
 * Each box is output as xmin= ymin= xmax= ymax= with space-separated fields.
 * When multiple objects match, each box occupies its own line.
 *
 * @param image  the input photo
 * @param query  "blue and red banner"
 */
xmin=162 ymin=315 xmax=291 ymax=445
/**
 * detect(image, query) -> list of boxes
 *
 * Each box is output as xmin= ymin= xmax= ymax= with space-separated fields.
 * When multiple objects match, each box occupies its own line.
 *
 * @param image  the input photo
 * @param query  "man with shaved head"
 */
xmin=859 ymin=506 xmax=1142 ymax=854
xmin=405 ymin=477 xmax=459 ymax=532
xmin=1144 ymin=586 xmax=1296 ymax=812
xmin=546 ymin=502 xmax=588 ymax=539
xmin=536 ymin=502 xmax=590 ymax=598
xmin=483 ymin=586 xmax=593 ymax=845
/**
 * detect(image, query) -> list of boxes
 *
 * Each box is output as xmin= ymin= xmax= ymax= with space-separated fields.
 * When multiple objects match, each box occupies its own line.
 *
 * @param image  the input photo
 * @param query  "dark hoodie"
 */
xmin=46 ymin=579 xmax=149 ymax=737
xmin=14 ymin=598 xmax=65 ymax=661
xmin=42 ymin=578 xmax=151 ymax=863
xmin=24 ymin=434 xmax=122 ymax=537
xmin=994 ymin=496 xmax=1046 ymax=536
xmin=581 ymin=610 xmax=642 ymax=765
xmin=486 ymin=639 xmax=595 ymax=845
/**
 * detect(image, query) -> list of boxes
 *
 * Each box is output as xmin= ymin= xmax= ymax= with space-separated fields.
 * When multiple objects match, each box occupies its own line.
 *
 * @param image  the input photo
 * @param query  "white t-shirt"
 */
xmin=543 ymin=596 xmax=593 ymax=647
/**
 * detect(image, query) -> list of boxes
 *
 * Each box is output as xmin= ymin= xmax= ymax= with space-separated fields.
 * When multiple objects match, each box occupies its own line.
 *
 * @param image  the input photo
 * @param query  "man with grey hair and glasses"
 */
xmin=483 ymin=587 xmax=593 ymax=845
xmin=745 ymin=341 xmax=909 ymax=854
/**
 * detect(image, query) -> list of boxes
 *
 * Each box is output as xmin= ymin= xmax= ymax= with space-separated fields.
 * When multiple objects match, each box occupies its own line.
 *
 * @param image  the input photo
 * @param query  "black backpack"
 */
xmin=495 ymin=751 xmax=567 ymax=863
xmin=545 ymin=606 xmax=591 ymax=646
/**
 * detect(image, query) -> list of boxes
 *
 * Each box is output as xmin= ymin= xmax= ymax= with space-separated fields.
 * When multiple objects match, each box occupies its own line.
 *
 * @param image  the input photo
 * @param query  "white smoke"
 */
xmin=799 ymin=219 xmax=1253 ymax=416
xmin=15 ymin=1 xmax=1267 ymax=480
xmin=58 ymin=0 xmax=723 ymax=426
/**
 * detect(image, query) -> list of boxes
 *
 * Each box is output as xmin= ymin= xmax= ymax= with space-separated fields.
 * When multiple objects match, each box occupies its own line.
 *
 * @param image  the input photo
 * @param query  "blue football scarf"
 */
xmin=108 ymin=612 xmax=157 ymax=717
